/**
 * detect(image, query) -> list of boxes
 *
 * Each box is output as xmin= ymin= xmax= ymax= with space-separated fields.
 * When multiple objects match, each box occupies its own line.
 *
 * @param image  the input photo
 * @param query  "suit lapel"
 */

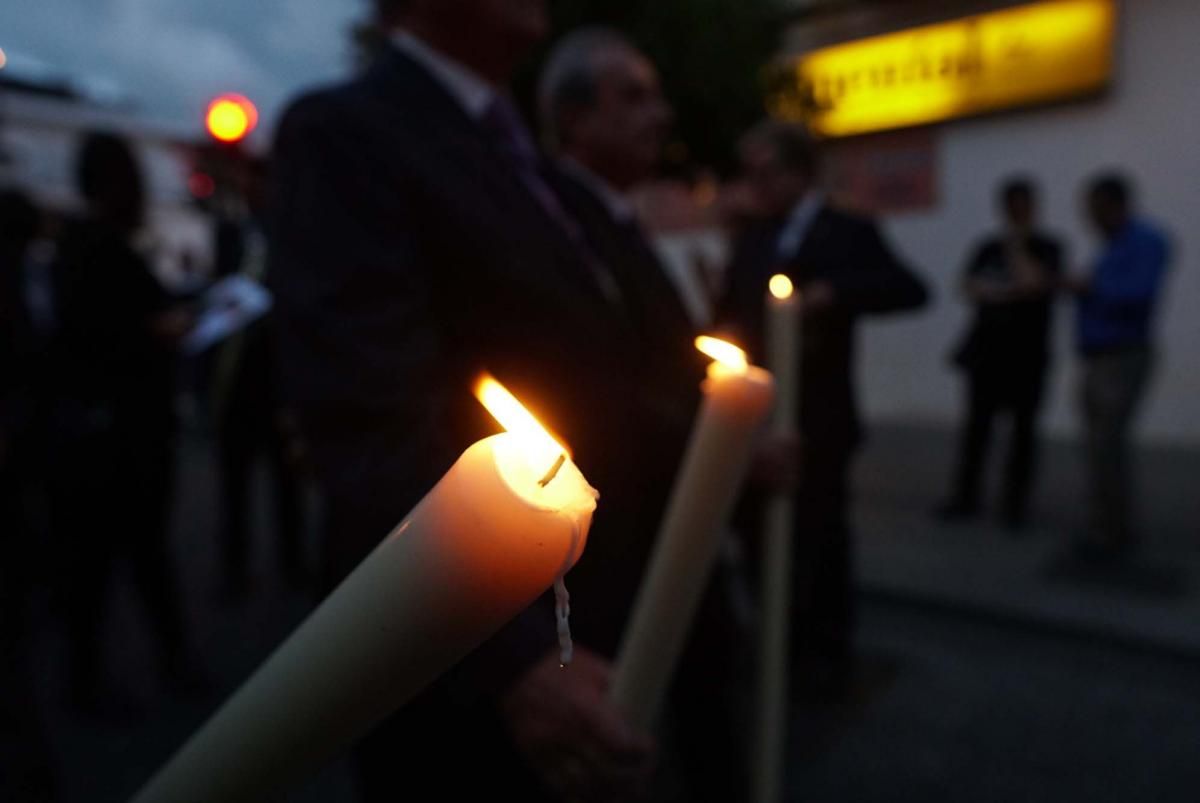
xmin=787 ymin=206 xmax=832 ymax=281
xmin=365 ymin=49 xmax=618 ymax=309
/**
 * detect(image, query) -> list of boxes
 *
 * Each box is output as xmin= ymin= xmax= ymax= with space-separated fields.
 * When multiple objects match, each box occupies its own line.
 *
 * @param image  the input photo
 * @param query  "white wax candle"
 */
xmin=135 ymin=380 xmax=597 ymax=803
xmin=611 ymin=336 xmax=775 ymax=729
xmin=754 ymin=274 xmax=801 ymax=803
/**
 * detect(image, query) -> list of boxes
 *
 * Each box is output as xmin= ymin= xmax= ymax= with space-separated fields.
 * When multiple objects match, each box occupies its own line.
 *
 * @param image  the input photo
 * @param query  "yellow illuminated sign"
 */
xmin=770 ymin=0 xmax=1115 ymax=138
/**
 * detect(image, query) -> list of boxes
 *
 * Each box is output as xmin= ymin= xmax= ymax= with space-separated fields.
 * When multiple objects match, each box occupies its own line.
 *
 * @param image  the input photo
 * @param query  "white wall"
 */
xmin=861 ymin=0 xmax=1200 ymax=445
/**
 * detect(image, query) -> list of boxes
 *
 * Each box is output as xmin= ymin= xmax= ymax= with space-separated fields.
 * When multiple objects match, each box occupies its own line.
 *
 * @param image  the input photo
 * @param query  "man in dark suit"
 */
xmin=1 ymin=188 xmax=59 ymax=801
xmin=537 ymin=28 xmax=748 ymax=800
xmin=938 ymin=178 xmax=1063 ymax=529
xmin=719 ymin=121 xmax=928 ymax=697
xmin=270 ymin=2 xmax=680 ymax=800
xmin=537 ymin=27 xmax=704 ymax=467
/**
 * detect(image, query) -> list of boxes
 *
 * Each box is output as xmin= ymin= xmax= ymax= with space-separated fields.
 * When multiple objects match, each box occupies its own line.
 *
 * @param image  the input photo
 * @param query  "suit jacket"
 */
xmin=271 ymin=48 xmax=651 ymax=580
xmin=549 ymin=167 xmax=703 ymax=448
xmin=720 ymin=204 xmax=928 ymax=456
xmin=270 ymin=47 xmax=726 ymax=798
xmin=550 ymin=167 xmax=748 ymax=800
xmin=547 ymin=166 xmax=712 ymax=650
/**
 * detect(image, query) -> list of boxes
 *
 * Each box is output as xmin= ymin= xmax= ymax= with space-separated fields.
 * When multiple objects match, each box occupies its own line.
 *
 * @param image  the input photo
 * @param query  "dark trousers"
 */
xmin=790 ymin=448 xmax=854 ymax=685
xmin=53 ymin=423 xmax=186 ymax=697
xmin=1 ymin=459 xmax=59 ymax=801
xmin=951 ymin=373 xmax=1043 ymax=519
xmin=356 ymin=692 xmax=549 ymax=803
xmin=668 ymin=570 xmax=750 ymax=802
xmin=1081 ymin=346 xmax=1154 ymax=547
xmin=217 ymin=410 xmax=304 ymax=584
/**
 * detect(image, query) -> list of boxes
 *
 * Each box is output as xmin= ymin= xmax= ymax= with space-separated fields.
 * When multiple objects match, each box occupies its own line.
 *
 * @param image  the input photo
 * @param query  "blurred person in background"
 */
xmin=719 ymin=120 xmax=928 ymax=699
xmin=270 ymin=1 xmax=665 ymax=800
xmin=1 ymin=187 xmax=60 ymax=801
xmin=1 ymin=189 xmax=41 ymax=533
xmin=49 ymin=132 xmax=199 ymax=713
xmin=538 ymin=28 xmax=747 ymax=800
xmin=212 ymin=157 xmax=307 ymax=602
xmin=938 ymin=178 xmax=1064 ymax=530
xmin=1065 ymin=173 xmax=1170 ymax=562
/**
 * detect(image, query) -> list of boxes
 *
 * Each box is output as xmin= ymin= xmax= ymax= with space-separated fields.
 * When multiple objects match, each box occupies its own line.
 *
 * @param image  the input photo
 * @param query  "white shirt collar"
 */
xmin=559 ymin=157 xmax=636 ymax=223
xmin=776 ymin=190 xmax=825 ymax=258
xmin=390 ymin=30 xmax=495 ymax=120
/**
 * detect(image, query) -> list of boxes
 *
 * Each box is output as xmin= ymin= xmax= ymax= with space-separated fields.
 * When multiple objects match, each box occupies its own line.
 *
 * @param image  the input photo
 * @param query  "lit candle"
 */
xmin=754 ymin=274 xmax=800 ymax=803
xmin=611 ymin=336 xmax=775 ymax=729
xmin=135 ymin=375 xmax=598 ymax=803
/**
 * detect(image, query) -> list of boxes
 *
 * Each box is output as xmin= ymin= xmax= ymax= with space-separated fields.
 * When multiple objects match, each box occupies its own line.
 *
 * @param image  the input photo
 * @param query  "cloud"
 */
xmin=0 ymin=0 xmax=363 ymax=138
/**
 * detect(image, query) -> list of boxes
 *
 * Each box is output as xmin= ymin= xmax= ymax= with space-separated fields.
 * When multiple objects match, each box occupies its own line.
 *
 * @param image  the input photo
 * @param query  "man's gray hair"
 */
xmin=537 ymin=26 xmax=637 ymax=149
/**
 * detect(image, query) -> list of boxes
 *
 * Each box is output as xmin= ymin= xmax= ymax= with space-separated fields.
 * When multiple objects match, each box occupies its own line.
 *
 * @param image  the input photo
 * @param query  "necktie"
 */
xmin=775 ymin=196 xmax=822 ymax=261
xmin=480 ymin=96 xmax=622 ymax=303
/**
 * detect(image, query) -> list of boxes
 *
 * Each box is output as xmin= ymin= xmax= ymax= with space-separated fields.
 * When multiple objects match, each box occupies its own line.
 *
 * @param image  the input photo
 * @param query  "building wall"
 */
xmin=849 ymin=0 xmax=1199 ymax=444
xmin=1 ymin=90 xmax=215 ymax=288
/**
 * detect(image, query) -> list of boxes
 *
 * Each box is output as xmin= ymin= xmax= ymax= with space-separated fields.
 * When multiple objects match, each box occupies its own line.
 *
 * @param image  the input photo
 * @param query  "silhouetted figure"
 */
xmin=939 ymin=178 xmax=1064 ymax=529
xmin=270 ymin=3 xmax=664 ymax=801
xmin=1065 ymin=174 xmax=1170 ymax=560
xmin=539 ymin=28 xmax=746 ymax=801
xmin=49 ymin=133 xmax=196 ymax=711
xmin=212 ymin=159 xmax=306 ymax=600
xmin=719 ymin=121 xmax=928 ymax=699
xmin=1 ymin=187 xmax=60 ymax=801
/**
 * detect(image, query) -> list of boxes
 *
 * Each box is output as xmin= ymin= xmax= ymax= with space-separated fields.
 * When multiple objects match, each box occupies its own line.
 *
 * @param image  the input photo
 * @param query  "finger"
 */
xmin=584 ymin=705 xmax=655 ymax=765
xmin=542 ymin=752 xmax=586 ymax=802
xmin=582 ymin=744 xmax=655 ymax=787
xmin=570 ymin=647 xmax=613 ymax=688
xmin=574 ymin=748 xmax=655 ymax=803
xmin=560 ymin=753 xmax=616 ymax=803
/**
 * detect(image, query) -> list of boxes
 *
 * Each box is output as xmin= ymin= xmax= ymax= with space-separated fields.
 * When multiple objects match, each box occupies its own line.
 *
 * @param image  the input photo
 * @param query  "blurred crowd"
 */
xmin=0 ymin=1 xmax=1172 ymax=801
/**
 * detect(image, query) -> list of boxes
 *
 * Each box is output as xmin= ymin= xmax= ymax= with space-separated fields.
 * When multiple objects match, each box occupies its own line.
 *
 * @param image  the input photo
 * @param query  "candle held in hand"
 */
xmin=754 ymin=274 xmax=801 ymax=803
xmin=611 ymin=336 xmax=775 ymax=729
xmin=135 ymin=377 xmax=597 ymax=803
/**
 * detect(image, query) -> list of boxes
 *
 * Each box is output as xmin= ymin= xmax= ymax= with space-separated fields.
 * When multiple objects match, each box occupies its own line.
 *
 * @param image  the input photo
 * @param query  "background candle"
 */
xmin=611 ymin=336 xmax=775 ymax=729
xmin=135 ymin=378 xmax=597 ymax=803
xmin=754 ymin=274 xmax=801 ymax=803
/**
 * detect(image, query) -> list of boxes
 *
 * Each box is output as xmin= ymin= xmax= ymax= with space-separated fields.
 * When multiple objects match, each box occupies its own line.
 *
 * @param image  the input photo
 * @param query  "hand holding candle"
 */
xmin=611 ymin=336 xmax=775 ymax=729
xmin=135 ymin=376 xmax=597 ymax=803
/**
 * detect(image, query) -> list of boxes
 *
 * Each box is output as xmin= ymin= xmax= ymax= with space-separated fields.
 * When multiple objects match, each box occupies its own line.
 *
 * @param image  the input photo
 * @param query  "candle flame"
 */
xmin=474 ymin=374 xmax=567 ymax=472
xmin=768 ymin=274 xmax=794 ymax=300
xmin=695 ymin=335 xmax=748 ymax=372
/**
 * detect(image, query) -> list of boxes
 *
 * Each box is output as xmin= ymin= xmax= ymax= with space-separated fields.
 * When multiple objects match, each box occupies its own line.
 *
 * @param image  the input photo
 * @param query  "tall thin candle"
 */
xmin=611 ymin=336 xmax=775 ymax=729
xmin=753 ymin=274 xmax=801 ymax=803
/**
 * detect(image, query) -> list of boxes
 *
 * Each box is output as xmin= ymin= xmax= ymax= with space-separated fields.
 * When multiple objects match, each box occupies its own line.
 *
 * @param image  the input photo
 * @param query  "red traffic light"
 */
xmin=205 ymin=94 xmax=258 ymax=144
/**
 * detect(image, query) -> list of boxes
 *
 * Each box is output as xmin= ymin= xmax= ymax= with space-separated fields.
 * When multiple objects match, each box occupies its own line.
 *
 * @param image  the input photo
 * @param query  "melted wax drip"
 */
xmin=554 ymin=576 xmax=573 ymax=667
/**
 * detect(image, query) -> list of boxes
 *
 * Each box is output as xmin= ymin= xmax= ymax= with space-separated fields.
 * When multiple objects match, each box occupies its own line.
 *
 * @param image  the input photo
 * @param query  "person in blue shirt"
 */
xmin=1066 ymin=173 xmax=1170 ymax=559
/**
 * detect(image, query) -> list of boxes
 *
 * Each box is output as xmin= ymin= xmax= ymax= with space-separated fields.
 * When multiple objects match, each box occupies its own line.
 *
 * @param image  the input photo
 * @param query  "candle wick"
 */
xmin=538 ymin=452 xmax=567 ymax=487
